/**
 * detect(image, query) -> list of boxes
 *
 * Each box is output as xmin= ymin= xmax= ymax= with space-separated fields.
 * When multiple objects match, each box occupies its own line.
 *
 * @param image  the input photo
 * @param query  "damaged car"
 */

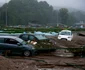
xmin=0 ymin=36 xmax=35 ymax=56
xmin=19 ymin=34 xmax=56 ymax=53
xmin=58 ymin=30 xmax=73 ymax=41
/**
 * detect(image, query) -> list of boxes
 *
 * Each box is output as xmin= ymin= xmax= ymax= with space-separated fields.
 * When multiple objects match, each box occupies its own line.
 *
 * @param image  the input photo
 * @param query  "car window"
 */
xmin=20 ymin=34 xmax=28 ymax=41
xmin=59 ymin=32 xmax=71 ymax=35
xmin=35 ymin=34 xmax=47 ymax=40
xmin=5 ymin=38 xmax=19 ymax=45
xmin=0 ymin=38 xmax=4 ymax=43
xmin=28 ymin=35 xmax=35 ymax=41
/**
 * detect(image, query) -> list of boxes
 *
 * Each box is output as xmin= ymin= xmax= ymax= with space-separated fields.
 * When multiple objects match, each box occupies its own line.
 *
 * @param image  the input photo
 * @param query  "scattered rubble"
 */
xmin=0 ymin=33 xmax=85 ymax=70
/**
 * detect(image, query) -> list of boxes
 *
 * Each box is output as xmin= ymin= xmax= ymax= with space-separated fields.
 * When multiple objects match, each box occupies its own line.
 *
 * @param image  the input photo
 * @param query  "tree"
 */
xmin=0 ymin=0 xmax=56 ymax=26
xmin=67 ymin=13 xmax=76 ymax=26
xmin=0 ymin=0 xmax=85 ymax=26
xmin=59 ymin=8 xmax=69 ymax=25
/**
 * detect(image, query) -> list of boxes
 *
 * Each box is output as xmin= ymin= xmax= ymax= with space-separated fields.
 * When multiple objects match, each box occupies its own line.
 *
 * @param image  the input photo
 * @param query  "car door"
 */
xmin=0 ymin=38 xmax=16 ymax=54
xmin=4 ymin=38 xmax=23 ymax=54
xmin=0 ymin=38 xmax=6 ymax=52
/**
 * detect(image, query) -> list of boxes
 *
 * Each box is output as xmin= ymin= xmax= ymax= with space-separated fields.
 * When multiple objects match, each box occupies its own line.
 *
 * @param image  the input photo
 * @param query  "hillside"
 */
xmin=0 ymin=0 xmax=57 ymax=26
xmin=0 ymin=0 xmax=85 ymax=26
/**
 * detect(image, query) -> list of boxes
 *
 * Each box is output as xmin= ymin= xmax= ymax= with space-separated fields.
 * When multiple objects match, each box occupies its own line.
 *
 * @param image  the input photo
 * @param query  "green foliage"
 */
xmin=0 ymin=0 xmax=85 ymax=26
xmin=71 ymin=11 xmax=85 ymax=23
xmin=59 ymin=8 xmax=69 ymax=25
xmin=0 ymin=27 xmax=62 ymax=33
xmin=67 ymin=13 xmax=76 ymax=25
xmin=1 ymin=27 xmax=85 ymax=34
xmin=0 ymin=0 xmax=57 ymax=26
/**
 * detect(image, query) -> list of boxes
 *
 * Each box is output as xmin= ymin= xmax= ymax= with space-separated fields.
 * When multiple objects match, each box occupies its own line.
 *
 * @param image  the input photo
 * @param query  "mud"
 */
xmin=0 ymin=33 xmax=85 ymax=70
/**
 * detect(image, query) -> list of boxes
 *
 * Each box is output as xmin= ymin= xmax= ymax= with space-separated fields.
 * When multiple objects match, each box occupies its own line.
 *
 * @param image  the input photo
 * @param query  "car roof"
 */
xmin=60 ymin=30 xmax=71 ymax=32
xmin=0 ymin=36 xmax=18 ymax=39
xmin=20 ymin=33 xmax=34 ymax=35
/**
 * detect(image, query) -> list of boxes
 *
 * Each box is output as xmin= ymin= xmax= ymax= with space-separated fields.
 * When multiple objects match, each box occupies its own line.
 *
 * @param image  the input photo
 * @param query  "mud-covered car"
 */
xmin=0 ymin=36 xmax=35 ymax=56
xmin=19 ymin=34 xmax=56 ymax=53
xmin=58 ymin=30 xmax=73 ymax=41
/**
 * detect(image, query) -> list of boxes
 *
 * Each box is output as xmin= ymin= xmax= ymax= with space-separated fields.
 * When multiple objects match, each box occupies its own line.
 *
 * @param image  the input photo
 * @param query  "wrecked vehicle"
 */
xmin=19 ymin=34 xmax=56 ymax=53
xmin=77 ymin=32 xmax=85 ymax=36
xmin=58 ymin=30 xmax=73 ymax=41
xmin=0 ymin=36 xmax=35 ymax=56
xmin=34 ymin=31 xmax=58 ymax=36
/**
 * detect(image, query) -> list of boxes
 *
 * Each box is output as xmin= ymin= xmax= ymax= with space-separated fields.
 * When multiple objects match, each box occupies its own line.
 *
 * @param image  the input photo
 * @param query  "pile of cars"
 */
xmin=19 ymin=34 xmax=56 ymax=53
xmin=0 ymin=29 xmax=73 ymax=57
xmin=34 ymin=31 xmax=58 ymax=36
xmin=0 ymin=33 xmax=56 ymax=57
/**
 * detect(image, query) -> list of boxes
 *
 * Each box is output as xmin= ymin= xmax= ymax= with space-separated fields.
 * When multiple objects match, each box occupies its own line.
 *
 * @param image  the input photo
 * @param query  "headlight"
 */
xmin=31 ymin=45 xmax=35 ymax=49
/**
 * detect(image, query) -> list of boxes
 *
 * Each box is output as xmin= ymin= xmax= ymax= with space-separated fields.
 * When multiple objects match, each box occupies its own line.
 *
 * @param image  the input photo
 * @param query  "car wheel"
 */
xmin=23 ymin=51 xmax=31 ymax=57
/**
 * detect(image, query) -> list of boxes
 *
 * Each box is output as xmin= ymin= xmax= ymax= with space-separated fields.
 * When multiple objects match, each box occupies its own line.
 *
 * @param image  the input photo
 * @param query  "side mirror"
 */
xmin=17 ymin=43 xmax=22 ymax=46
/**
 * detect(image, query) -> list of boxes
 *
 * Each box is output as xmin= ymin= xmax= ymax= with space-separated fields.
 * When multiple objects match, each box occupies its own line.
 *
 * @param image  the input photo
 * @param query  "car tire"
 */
xmin=23 ymin=51 xmax=31 ymax=57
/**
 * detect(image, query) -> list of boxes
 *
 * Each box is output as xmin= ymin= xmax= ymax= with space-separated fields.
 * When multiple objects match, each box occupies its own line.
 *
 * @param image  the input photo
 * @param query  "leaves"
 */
xmin=0 ymin=0 xmax=85 ymax=26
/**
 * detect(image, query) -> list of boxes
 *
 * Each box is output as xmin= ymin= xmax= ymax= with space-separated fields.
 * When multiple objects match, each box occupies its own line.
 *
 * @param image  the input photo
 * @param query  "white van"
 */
xmin=58 ymin=30 xmax=73 ymax=41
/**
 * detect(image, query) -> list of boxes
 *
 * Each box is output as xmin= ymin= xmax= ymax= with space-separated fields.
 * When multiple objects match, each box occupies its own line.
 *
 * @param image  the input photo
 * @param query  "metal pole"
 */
xmin=5 ymin=0 xmax=8 ymax=27
xmin=57 ymin=10 xmax=59 ymax=27
xmin=57 ymin=11 xmax=58 ymax=24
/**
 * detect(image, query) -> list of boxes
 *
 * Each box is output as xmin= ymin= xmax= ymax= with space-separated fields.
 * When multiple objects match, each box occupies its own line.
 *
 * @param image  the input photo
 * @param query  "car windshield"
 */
xmin=34 ymin=34 xmax=47 ymax=40
xmin=21 ymin=41 xmax=27 ymax=45
xmin=15 ymin=37 xmax=27 ymax=45
xmin=59 ymin=32 xmax=71 ymax=35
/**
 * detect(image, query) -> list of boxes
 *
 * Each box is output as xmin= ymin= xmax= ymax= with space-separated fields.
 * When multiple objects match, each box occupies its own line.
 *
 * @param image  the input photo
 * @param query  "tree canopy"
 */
xmin=0 ymin=0 xmax=85 ymax=26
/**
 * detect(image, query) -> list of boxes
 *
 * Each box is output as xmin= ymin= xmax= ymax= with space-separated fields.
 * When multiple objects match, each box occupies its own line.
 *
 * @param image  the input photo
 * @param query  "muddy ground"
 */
xmin=0 ymin=32 xmax=85 ymax=70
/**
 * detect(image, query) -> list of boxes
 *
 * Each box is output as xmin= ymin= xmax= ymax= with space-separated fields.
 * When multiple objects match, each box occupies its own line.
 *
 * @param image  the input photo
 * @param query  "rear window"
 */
xmin=35 ymin=34 xmax=47 ymax=40
xmin=19 ymin=34 xmax=28 ymax=41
